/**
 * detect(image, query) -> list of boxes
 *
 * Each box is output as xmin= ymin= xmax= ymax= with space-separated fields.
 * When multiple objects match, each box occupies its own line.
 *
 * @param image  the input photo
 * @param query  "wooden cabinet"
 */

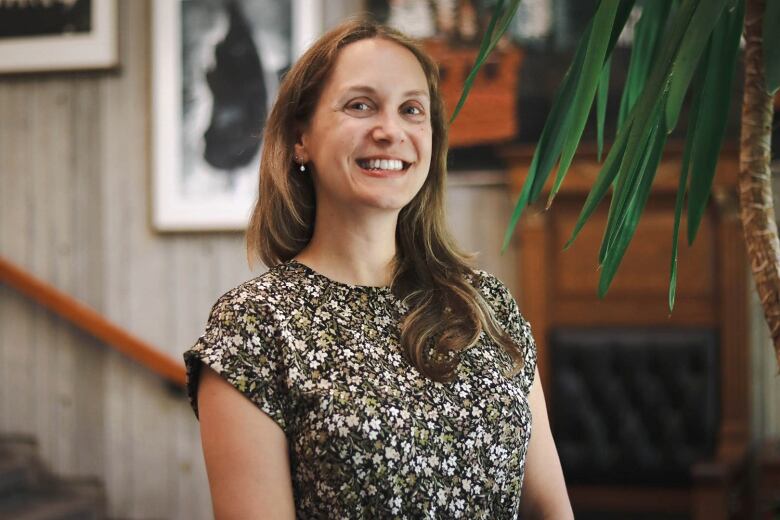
xmin=502 ymin=142 xmax=750 ymax=519
xmin=422 ymin=39 xmax=523 ymax=147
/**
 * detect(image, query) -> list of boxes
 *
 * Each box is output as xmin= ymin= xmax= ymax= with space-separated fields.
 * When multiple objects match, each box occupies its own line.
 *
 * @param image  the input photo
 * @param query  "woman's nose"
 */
xmin=370 ymin=112 xmax=404 ymax=143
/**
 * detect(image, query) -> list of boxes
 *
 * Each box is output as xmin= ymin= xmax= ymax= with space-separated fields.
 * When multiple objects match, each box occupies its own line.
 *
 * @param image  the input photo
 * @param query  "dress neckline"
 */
xmin=286 ymin=259 xmax=395 ymax=295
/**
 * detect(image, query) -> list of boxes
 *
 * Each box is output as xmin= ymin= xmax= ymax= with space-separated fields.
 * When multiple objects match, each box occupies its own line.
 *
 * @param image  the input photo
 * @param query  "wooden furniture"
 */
xmin=753 ymin=439 xmax=780 ymax=518
xmin=501 ymin=142 xmax=749 ymax=519
xmin=422 ymin=38 xmax=523 ymax=147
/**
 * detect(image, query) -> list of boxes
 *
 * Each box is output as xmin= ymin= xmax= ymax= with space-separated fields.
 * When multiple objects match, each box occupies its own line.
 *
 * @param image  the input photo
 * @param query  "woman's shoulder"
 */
xmin=467 ymin=267 xmax=499 ymax=286
xmin=208 ymin=261 xmax=311 ymax=319
xmin=466 ymin=267 xmax=528 ymax=325
xmin=467 ymin=268 xmax=513 ymax=300
xmin=192 ymin=263 xmax=311 ymax=360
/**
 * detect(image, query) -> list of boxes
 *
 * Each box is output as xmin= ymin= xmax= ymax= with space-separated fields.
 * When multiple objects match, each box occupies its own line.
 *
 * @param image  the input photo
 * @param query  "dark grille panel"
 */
xmin=550 ymin=328 xmax=719 ymax=486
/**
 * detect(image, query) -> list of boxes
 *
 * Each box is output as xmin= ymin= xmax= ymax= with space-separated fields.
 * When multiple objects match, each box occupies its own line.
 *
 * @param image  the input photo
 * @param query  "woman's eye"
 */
xmin=404 ymin=105 xmax=424 ymax=116
xmin=348 ymin=101 xmax=371 ymax=111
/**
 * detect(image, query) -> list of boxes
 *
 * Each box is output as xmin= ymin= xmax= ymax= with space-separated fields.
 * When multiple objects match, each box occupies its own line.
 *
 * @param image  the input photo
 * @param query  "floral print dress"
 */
xmin=184 ymin=259 xmax=537 ymax=519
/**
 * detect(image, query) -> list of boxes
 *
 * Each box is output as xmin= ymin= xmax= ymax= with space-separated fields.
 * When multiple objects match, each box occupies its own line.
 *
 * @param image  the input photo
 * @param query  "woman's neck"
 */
xmin=294 ymin=209 xmax=399 ymax=287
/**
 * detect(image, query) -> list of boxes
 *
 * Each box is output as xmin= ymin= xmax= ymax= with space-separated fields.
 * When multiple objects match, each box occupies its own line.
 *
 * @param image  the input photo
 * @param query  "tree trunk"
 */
xmin=739 ymin=0 xmax=780 ymax=370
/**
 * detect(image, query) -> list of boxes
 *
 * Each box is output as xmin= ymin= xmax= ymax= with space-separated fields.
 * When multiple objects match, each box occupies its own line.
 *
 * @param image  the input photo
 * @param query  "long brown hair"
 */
xmin=246 ymin=17 xmax=524 ymax=382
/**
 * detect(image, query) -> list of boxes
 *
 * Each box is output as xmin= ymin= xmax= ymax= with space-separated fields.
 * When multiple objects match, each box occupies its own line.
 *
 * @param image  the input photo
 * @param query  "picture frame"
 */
xmin=152 ymin=0 xmax=321 ymax=232
xmin=0 ymin=0 xmax=118 ymax=73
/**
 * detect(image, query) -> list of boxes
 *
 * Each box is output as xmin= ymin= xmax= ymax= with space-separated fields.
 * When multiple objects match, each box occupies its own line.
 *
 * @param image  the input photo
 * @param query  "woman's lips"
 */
xmin=355 ymin=161 xmax=409 ymax=178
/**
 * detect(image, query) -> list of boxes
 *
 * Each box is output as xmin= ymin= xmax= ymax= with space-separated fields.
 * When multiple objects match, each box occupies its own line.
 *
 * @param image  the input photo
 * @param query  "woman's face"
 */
xmin=297 ymin=38 xmax=433 ymax=214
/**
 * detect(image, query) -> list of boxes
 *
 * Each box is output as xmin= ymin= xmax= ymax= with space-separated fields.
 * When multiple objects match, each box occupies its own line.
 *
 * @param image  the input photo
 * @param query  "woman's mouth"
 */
xmin=356 ymin=158 xmax=411 ymax=177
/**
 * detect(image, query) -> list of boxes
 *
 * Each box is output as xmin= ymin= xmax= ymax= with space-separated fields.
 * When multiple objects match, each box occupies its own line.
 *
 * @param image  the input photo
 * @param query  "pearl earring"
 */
xmin=294 ymin=154 xmax=307 ymax=174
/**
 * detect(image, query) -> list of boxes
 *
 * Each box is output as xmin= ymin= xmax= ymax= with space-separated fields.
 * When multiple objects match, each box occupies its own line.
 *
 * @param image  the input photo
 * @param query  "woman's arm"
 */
xmin=197 ymin=364 xmax=296 ymax=519
xmin=519 ymin=367 xmax=574 ymax=519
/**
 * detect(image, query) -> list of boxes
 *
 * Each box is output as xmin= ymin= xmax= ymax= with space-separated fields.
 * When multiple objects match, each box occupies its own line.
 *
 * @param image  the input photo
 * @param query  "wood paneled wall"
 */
xmin=0 ymin=2 xmax=518 ymax=518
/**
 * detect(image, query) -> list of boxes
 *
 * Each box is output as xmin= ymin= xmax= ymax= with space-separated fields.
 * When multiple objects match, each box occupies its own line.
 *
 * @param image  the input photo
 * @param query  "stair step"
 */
xmin=0 ymin=457 xmax=33 ymax=497
xmin=0 ymin=435 xmax=39 ymax=463
xmin=0 ymin=435 xmax=105 ymax=519
xmin=0 ymin=447 xmax=47 ymax=499
xmin=0 ymin=438 xmax=53 ymax=500
xmin=0 ymin=488 xmax=102 ymax=520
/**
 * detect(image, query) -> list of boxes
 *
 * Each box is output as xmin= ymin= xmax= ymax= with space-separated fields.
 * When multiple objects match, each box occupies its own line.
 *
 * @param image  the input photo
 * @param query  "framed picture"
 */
xmin=152 ymin=0 xmax=321 ymax=232
xmin=0 ymin=0 xmax=117 ymax=73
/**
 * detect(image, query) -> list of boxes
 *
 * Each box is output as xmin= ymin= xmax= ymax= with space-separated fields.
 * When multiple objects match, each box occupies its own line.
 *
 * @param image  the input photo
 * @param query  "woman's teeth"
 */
xmin=358 ymin=159 xmax=405 ymax=171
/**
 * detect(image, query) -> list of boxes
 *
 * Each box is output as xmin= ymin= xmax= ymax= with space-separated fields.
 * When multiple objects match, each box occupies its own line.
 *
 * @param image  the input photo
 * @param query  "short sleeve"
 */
xmin=475 ymin=270 xmax=538 ymax=395
xmin=500 ymin=285 xmax=538 ymax=395
xmin=183 ymin=286 xmax=289 ymax=432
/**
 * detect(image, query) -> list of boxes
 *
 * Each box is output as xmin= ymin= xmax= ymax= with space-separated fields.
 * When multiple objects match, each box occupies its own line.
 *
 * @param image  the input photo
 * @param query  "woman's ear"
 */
xmin=293 ymin=142 xmax=307 ymax=163
xmin=293 ymin=125 xmax=308 ymax=163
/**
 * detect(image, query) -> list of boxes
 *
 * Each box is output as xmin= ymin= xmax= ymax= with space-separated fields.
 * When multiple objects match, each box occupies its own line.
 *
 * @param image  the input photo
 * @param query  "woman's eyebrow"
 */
xmin=342 ymin=85 xmax=430 ymax=99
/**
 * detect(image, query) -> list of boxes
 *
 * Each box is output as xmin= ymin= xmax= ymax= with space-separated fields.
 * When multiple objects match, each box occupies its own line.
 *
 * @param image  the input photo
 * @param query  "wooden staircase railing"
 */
xmin=0 ymin=256 xmax=186 ymax=387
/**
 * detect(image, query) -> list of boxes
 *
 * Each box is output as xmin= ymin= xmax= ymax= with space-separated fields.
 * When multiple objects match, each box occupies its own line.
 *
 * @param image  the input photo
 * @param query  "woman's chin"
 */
xmin=357 ymin=178 xmax=426 ymax=210
xmin=357 ymin=192 xmax=416 ymax=212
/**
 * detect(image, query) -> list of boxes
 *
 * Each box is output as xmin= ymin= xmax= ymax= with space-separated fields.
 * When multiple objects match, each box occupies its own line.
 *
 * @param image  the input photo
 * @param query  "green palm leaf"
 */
xmin=617 ymin=0 xmax=671 ymax=130
xmin=500 ymin=21 xmax=593 ymax=252
xmin=546 ymin=0 xmax=622 ymax=207
xmin=671 ymin=0 xmax=743 ymax=312
xmin=581 ymin=0 xmax=735 ymax=297
xmin=548 ymin=0 xmax=638 ymax=206
xmin=665 ymin=0 xmax=733 ymax=131
xmin=599 ymin=116 xmax=668 ymax=297
xmin=597 ymin=57 xmax=612 ymax=162
xmin=563 ymin=126 xmax=629 ymax=250
xmin=449 ymin=0 xmax=522 ymax=124
xmin=686 ymin=0 xmax=744 ymax=245
xmin=562 ymin=1 xmax=670 ymax=251
xmin=599 ymin=85 xmax=670 ymax=266
xmin=500 ymin=0 xmax=635 ymax=252
xmin=463 ymin=0 xmax=746 ymax=305
xmin=596 ymin=0 xmax=701 ymax=265
xmin=669 ymin=56 xmax=707 ymax=312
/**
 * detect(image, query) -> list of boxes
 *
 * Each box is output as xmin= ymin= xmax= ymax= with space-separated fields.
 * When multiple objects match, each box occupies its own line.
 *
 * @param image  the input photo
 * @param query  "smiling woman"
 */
xmin=296 ymin=37 xmax=432 ymax=212
xmin=184 ymin=16 xmax=572 ymax=520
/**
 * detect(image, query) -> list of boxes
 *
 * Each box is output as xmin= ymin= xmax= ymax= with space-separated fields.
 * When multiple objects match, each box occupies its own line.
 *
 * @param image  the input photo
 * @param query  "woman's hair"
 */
xmin=246 ymin=17 xmax=524 ymax=382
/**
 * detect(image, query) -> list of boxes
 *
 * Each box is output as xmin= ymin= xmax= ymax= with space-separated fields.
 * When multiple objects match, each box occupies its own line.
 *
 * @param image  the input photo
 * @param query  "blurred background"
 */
xmin=0 ymin=0 xmax=779 ymax=518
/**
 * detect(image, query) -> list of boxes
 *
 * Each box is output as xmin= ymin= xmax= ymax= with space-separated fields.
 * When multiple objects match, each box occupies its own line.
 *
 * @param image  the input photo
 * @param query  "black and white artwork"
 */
xmin=153 ymin=0 xmax=315 ymax=231
xmin=0 ymin=0 xmax=92 ymax=38
xmin=0 ymin=0 xmax=117 ymax=73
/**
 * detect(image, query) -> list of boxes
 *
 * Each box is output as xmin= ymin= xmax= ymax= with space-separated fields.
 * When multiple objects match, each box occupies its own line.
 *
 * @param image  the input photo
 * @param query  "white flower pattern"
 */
xmin=184 ymin=260 xmax=536 ymax=519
